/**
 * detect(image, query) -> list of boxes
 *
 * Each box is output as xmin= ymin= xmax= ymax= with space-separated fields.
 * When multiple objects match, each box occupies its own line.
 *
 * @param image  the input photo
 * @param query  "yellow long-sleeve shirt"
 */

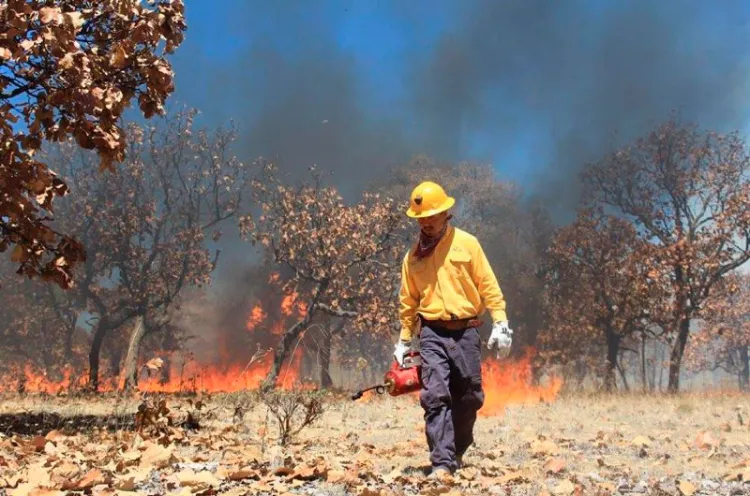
xmin=398 ymin=225 xmax=508 ymax=341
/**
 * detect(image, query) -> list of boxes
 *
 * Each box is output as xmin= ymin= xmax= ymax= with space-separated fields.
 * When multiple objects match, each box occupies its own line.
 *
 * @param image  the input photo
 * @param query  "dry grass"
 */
xmin=0 ymin=390 xmax=748 ymax=495
xmin=302 ymin=391 xmax=750 ymax=487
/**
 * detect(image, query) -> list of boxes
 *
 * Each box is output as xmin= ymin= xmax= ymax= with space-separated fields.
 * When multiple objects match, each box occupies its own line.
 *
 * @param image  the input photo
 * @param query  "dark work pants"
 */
xmin=419 ymin=325 xmax=485 ymax=472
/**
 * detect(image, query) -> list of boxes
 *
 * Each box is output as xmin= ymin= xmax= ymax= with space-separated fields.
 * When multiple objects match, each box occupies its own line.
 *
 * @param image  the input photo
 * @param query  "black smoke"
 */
xmin=173 ymin=0 xmax=750 ymax=208
xmin=161 ymin=1 xmax=750 ymax=379
xmin=166 ymin=0 xmax=750 ymax=287
xmin=406 ymin=0 xmax=750 ymax=207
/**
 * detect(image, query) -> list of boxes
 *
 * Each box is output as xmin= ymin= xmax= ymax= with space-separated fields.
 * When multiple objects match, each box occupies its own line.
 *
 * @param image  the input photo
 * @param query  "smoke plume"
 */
xmin=167 ymin=1 xmax=750 ymax=353
xmin=172 ymin=0 xmax=750 ymax=208
xmin=408 ymin=0 xmax=750 ymax=206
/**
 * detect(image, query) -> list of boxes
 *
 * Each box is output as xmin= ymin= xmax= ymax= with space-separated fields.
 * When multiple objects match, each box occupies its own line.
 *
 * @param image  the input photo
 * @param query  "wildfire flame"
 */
xmin=280 ymin=292 xmax=307 ymax=318
xmin=246 ymin=304 xmax=266 ymax=330
xmin=480 ymin=349 xmax=563 ymax=416
xmin=0 ymin=351 xmax=309 ymax=395
xmin=0 ymin=280 xmax=314 ymax=395
xmin=0 ymin=272 xmax=563 ymax=407
xmin=134 ymin=349 xmax=308 ymax=393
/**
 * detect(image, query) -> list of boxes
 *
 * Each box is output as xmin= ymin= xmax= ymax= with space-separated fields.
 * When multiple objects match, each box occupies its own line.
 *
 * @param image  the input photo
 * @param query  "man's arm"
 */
xmin=470 ymin=240 xmax=508 ymax=323
xmin=398 ymin=255 xmax=420 ymax=342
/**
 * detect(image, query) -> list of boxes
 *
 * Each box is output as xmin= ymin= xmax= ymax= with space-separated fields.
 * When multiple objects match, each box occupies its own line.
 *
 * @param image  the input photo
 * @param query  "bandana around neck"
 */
xmin=414 ymin=222 xmax=450 ymax=259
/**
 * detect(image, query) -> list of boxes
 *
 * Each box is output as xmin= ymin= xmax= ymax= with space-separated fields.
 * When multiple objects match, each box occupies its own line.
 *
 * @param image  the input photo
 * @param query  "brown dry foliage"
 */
xmin=581 ymin=117 xmax=750 ymax=391
xmin=541 ymin=207 xmax=670 ymax=390
xmin=0 ymin=0 xmax=186 ymax=288
xmin=249 ymin=167 xmax=407 ymax=327
xmin=245 ymin=166 xmax=410 ymax=385
xmin=42 ymin=109 xmax=257 ymax=390
xmin=687 ymin=272 xmax=750 ymax=389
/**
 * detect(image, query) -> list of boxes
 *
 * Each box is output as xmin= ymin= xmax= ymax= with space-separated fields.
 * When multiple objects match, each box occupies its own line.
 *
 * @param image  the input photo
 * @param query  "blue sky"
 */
xmin=163 ymin=1 xmax=750 ymax=198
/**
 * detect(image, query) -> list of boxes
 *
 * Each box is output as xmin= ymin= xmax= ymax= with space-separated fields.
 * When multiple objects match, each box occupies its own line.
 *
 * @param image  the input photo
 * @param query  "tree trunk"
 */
xmin=739 ymin=345 xmax=749 ymax=392
xmin=263 ymin=308 xmax=315 ymax=390
xmin=319 ymin=327 xmax=333 ymax=389
xmin=88 ymin=321 xmax=109 ymax=391
xmin=38 ymin=321 xmax=54 ymax=372
xmin=64 ymin=323 xmax=75 ymax=359
xmin=616 ymin=357 xmax=630 ymax=391
xmin=668 ymin=318 xmax=691 ymax=393
xmin=640 ymin=331 xmax=648 ymax=393
xmin=604 ymin=331 xmax=620 ymax=393
xmin=109 ymin=348 xmax=122 ymax=378
xmin=320 ymin=319 xmax=347 ymax=389
xmin=657 ymin=342 xmax=665 ymax=391
xmin=119 ymin=315 xmax=146 ymax=392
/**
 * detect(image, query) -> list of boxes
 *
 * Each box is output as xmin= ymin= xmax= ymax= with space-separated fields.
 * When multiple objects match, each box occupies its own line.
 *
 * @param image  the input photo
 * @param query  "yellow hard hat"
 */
xmin=406 ymin=181 xmax=455 ymax=218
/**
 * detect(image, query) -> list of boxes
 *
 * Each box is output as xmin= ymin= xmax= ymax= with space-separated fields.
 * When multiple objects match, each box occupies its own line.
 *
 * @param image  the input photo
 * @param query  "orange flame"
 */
xmin=0 ymin=353 xmax=312 ymax=395
xmin=281 ymin=294 xmax=295 ymax=316
xmin=246 ymin=304 xmax=266 ymax=330
xmin=280 ymin=292 xmax=307 ymax=318
xmin=480 ymin=349 xmax=563 ymax=416
xmin=133 ymin=350 xmax=309 ymax=393
xmin=0 ymin=282 xmax=316 ymax=395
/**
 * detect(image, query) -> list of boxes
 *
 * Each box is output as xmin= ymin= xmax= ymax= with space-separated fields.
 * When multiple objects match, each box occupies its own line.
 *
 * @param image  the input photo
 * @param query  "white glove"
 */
xmin=488 ymin=321 xmax=512 ymax=355
xmin=393 ymin=340 xmax=411 ymax=367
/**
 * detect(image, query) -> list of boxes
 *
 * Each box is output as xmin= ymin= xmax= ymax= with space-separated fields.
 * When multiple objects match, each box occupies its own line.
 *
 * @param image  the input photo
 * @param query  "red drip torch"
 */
xmin=351 ymin=351 xmax=423 ymax=400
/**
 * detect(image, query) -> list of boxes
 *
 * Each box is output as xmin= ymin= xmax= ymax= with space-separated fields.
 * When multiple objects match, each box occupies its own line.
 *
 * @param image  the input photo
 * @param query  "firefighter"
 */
xmin=394 ymin=180 xmax=512 ymax=476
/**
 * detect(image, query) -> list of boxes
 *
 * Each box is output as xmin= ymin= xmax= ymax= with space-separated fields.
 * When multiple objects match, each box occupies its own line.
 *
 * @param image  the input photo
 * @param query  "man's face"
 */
xmin=417 ymin=211 xmax=449 ymax=237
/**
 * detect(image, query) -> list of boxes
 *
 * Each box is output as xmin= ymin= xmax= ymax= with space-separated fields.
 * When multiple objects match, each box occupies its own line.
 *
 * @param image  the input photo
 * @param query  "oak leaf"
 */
xmin=677 ymin=480 xmax=697 ymax=496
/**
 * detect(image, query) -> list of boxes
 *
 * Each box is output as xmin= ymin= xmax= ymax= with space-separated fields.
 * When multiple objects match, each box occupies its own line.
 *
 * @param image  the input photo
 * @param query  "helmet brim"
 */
xmin=406 ymin=197 xmax=455 ymax=218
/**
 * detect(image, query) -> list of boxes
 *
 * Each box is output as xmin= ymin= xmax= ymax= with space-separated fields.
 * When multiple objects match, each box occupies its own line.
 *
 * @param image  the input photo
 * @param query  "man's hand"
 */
xmin=488 ymin=321 xmax=512 ymax=355
xmin=393 ymin=340 xmax=411 ymax=367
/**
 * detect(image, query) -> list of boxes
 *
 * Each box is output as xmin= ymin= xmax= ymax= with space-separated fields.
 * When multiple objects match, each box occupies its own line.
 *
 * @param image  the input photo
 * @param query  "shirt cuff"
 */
xmin=490 ymin=310 xmax=508 ymax=324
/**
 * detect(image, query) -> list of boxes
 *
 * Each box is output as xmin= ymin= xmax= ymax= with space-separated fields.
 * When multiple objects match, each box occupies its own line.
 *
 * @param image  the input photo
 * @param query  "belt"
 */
xmin=420 ymin=316 xmax=483 ymax=331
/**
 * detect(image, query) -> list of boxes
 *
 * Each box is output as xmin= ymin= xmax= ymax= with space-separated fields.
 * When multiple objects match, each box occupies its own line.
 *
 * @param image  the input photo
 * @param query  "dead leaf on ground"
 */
xmin=292 ymin=464 xmax=325 ymax=481
xmin=678 ymin=480 xmax=697 ymax=496
xmin=552 ymin=479 xmax=576 ymax=496
xmin=26 ymin=463 xmax=52 ymax=488
xmin=273 ymin=466 xmax=294 ymax=477
xmin=175 ymin=469 xmax=221 ymax=489
xmin=10 ymin=484 xmax=62 ymax=496
xmin=497 ymin=469 xmax=530 ymax=485
xmin=227 ymin=468 xmax=260 ymax=481
xmin=631 ymin=435 xmax=651 ymax=447
xmin=44 ymin=431 xmax=64 ymax=442
xmin=694 ymin=431 xmax=719 ymax=450
xmin=485 ymin=447 xmax=506 ymax=460
xmin=723 ymin=466 xmax=750 ymax=482
xmin=220 ymin=488 xmax=254 ymax=496
xmin=381 ymin=468 xmax=403 ymax=484
xmin=597 ymin=481 xmax=617 ymax=492
xmin=113 ymin=468 xmax=152 ymax=491
xmin=458 ymin=466 xmax=479 ymax=481
xmin=61 ymin=468 xmax=107 ymax=491
xmin=139 ymin=442 xmax=175 ymax=469
xmin=531 ymin=439 xmax=559 ymax=457
xmin=30 ymin=436 xmax=49 ymax=453
xmin=544 ymin=457 xmax=567 ymax=474
xmin=326 ymin=470 xmax=346 ymax=483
